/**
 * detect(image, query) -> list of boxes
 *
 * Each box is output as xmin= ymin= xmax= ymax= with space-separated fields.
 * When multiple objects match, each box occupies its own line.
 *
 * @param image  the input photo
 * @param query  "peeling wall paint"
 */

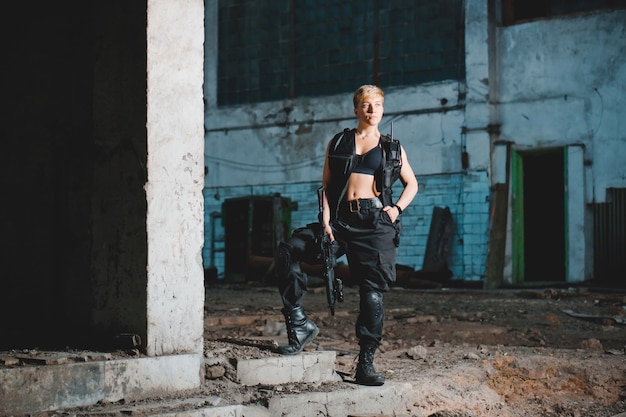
xmin=202 ymin=2 xmax=626 ymax=284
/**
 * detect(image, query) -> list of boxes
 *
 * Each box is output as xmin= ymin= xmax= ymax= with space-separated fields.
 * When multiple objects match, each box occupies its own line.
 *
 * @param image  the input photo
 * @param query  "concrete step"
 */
xmin=236 ymin=350 xmax=340 ymax=386
xmin=73 ymin=382 xmax=415 ymax=417
xmin=0 ymin=351 xmax=342 ymax=416
xmin=0 ymin=353 xmax=203 ymax=416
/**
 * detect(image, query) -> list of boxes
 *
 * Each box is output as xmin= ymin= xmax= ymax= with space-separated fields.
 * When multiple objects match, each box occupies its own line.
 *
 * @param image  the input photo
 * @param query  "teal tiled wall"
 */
xmin=203 ymin=171 xmax=491 ymax=283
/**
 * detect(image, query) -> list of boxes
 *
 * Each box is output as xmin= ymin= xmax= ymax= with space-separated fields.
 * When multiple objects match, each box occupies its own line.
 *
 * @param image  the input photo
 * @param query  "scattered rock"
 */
xmin=580 ymin=338 xmax=604 ymax=351
xmin=407 ymin=345 xmax=428 ymax=360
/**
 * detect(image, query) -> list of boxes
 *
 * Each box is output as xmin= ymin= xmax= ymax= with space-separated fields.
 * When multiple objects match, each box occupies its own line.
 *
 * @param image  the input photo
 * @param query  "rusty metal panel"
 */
xmin=593 ymin=188 xmax=626 ymax=283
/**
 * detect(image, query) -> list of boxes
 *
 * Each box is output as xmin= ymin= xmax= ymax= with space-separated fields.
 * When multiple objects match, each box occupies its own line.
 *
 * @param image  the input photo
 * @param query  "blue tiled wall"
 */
xmin=202 ymin=171 xmax=491 ymax=283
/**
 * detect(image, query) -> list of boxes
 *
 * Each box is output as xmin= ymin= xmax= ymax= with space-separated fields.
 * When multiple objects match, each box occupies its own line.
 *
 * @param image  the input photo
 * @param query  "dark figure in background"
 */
xmin=275 ymin=85 xmax=418 ymax=386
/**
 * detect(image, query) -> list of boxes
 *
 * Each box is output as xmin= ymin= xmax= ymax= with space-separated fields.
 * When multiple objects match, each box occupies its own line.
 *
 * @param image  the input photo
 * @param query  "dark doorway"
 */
xmin=512 ymin=149 xmax=566 ymax=283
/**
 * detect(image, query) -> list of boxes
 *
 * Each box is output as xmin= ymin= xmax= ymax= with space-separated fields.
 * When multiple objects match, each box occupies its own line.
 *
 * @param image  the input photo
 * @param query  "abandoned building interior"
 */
xmin=1 ymin=0 xmax=625 ymax=415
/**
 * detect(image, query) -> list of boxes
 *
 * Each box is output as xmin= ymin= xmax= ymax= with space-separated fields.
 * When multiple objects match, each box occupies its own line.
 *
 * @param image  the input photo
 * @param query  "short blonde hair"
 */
xmin=353 ymin=85 xmax=384 ymax=108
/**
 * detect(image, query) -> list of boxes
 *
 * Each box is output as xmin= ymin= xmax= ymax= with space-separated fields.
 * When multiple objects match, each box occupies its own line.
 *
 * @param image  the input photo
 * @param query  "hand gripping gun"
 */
xmin=317 ymin=186 xmax=344 ymax=315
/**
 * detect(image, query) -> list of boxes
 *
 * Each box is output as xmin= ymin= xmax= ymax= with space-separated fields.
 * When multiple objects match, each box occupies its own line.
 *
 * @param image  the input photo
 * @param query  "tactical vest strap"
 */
xmin=327 ymin=129 xmax=402 ymax=214
xmin=330 ymin=128 xmax=351 ymax=152
xmin=380 ymin=135 xmax=402 ymax=207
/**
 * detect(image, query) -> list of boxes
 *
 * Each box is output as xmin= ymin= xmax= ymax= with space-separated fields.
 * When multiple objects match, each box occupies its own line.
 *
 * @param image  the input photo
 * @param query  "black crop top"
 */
xmin=352 ymin=145 xmax=382 ymax=175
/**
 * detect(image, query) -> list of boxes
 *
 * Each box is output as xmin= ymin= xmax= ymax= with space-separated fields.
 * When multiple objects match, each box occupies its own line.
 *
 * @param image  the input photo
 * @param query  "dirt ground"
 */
xmin=6 ymin=279 xmax=626 ymax=416
xmin=199 ymin=280 xmax=626 ymax=417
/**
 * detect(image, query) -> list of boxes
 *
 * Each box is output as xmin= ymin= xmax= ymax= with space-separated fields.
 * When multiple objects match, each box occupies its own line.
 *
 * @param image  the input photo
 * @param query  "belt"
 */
xmin=340 ymin=198 xmax=383 ymax=213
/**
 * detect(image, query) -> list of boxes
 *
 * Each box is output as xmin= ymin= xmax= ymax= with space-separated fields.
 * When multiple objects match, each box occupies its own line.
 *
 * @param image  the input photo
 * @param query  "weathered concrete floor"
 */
xmin=3 ymin=287 xmax=626 ymax=416
xmin=4 ymin=347 xmax=626 ymax=417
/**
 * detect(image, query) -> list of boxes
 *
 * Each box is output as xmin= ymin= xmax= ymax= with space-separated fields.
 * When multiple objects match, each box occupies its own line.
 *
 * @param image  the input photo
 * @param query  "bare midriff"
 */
xmin=344 ymin=172 xmax=380 ymax=201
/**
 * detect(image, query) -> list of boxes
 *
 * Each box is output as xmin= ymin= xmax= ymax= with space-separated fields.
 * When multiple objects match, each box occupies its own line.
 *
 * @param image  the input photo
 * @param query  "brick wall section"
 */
xmin=203 ymin=171 xmax=490 ymax=283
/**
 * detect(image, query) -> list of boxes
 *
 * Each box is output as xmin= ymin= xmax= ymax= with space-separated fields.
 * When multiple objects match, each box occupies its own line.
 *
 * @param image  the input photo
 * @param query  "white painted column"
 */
xmin=145 ymin=0 xmax=206 ymax=356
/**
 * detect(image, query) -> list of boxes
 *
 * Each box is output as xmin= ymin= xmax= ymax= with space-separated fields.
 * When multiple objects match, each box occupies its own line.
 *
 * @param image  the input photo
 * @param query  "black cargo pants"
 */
xmin=276 ymin=198 xmax=400 ymax=346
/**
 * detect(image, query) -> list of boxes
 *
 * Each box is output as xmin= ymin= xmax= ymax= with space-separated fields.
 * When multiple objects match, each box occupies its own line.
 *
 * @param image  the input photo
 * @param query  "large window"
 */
xmin=218 ymin=0 xmax=465 ymax=106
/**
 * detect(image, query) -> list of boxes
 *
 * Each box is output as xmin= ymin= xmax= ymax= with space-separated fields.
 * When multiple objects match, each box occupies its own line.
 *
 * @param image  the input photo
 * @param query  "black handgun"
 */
xmin=317 ymin=186 xmax=344 ymax=315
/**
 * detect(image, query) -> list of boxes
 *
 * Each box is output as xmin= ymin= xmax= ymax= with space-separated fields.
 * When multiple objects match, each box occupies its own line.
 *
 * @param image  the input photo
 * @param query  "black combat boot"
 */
xmin=278 ymin=306 xmax=319 ymax=355
xmin=355 ymin=342 xmax=385 ymax=386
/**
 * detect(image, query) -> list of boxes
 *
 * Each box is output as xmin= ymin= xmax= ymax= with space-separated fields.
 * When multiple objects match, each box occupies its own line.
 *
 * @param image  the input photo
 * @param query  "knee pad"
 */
xmin=360 ymin=290 xmax=384 ymax=324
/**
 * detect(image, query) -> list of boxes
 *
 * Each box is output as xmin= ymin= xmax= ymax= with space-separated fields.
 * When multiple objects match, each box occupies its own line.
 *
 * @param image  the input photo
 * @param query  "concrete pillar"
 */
xmin=145 ymin=0 xmax=206 ymax=356
xmin=463 ymin=0 xmax=492 ymax=173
